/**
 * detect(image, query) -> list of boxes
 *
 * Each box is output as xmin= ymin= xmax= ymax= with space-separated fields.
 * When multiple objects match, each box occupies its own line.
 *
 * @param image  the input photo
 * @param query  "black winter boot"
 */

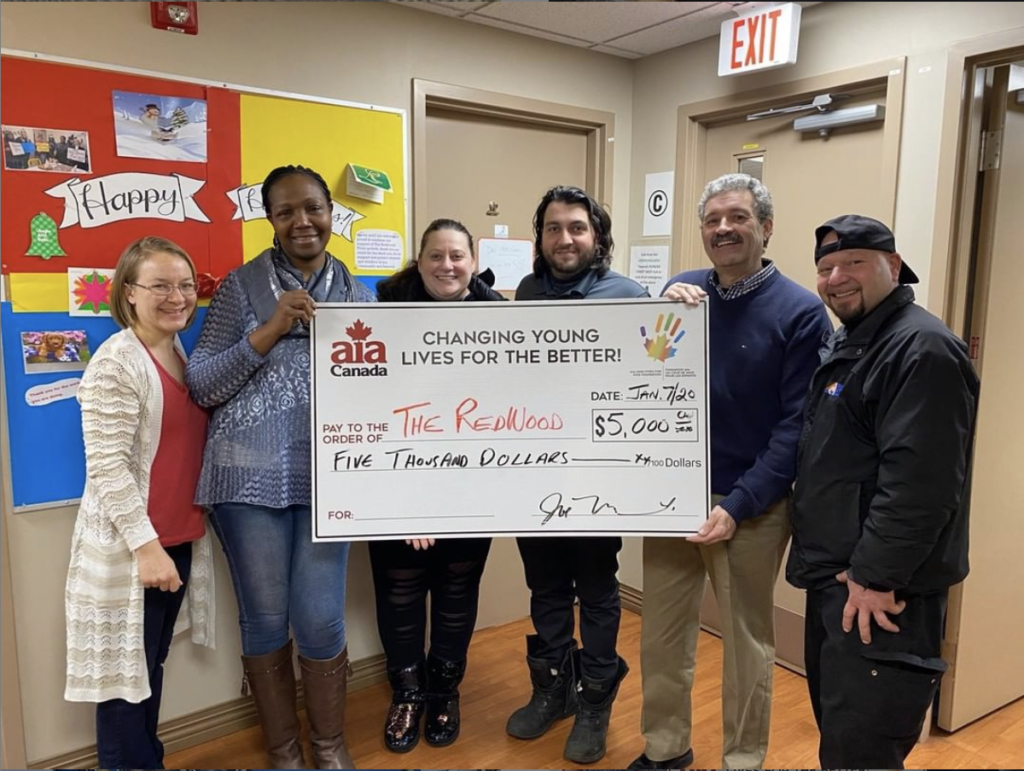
xmin=424 ymin=654 xmax=467 ymax=747
xmin=563 ymin=656 xmax=629 ymax=764
xmin=383 ymin=660 xmax=426 ymax=753
xmin=506 ymin=635 xmax=579 ymax=739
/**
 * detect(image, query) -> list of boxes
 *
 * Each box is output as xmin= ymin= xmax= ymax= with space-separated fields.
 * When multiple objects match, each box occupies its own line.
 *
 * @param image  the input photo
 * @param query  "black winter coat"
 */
xmin=787 ymin=286 xmax=979 ymax=595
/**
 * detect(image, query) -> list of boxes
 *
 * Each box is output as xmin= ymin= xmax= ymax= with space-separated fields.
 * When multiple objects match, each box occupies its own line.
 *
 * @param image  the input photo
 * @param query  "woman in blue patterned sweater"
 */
xmin=187 ymin=165 xmax=374 ymax=770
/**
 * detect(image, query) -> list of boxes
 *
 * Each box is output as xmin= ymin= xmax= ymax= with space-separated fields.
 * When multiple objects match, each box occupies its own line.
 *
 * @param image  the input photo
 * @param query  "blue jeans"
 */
xmin=210 ymin=503 xmax=349 ymax=659
xmin=96 ymin=542 xmax=193 ymax=769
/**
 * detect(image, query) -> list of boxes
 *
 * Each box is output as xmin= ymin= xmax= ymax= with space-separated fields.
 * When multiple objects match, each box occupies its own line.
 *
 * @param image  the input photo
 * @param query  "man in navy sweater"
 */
xmin=630 ymin=174 xmax=831 ymax=770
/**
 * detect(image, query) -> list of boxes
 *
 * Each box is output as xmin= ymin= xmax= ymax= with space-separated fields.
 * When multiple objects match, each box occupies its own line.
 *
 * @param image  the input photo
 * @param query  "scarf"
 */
xmin=246 ymin=247 xmax=356 ymax=336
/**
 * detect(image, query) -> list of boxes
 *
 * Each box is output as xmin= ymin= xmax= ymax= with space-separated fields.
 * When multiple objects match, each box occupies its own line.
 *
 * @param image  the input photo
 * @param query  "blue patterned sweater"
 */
xmin=186 ymin=258 xmax=376 ymax=508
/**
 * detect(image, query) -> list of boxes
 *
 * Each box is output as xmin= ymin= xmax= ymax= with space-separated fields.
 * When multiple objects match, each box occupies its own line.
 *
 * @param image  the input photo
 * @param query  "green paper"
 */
xmin=351 ymin=165 xmax=392 ymax=192
xmin=25 ymin=212 xmax=66 ymax=261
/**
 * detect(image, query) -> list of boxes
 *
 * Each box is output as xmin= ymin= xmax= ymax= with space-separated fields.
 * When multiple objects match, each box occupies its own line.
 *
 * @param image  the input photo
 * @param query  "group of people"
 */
xmin=64 ymin=164 xmax=978 ymax=771
xmin=4 ymin=128 xmax=89 ymax=171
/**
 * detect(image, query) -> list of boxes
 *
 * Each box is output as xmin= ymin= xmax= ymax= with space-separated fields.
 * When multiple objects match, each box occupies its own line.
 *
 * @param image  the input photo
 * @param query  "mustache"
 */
xmin=712 ymin=234 xmax=743 ymax=247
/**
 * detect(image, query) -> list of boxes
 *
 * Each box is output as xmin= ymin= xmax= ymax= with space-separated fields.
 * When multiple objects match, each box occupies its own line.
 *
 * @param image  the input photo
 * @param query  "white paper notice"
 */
xmin=477 ymin=238 xmax=533 ymax=291
xmin=630 ymin=245 xmax=670 ymax=296
xmin=25 ymin=378 xmax=80 ymax=407
xmin=643 ymin=171 xmax=674 ymax=237
xmin=355 ymin=229 xmax=403 ymax=271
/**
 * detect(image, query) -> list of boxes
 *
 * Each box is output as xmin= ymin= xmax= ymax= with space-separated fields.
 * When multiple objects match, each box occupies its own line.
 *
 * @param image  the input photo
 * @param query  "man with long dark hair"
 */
xmin=508 ymin=186 xmax=647 ymax=765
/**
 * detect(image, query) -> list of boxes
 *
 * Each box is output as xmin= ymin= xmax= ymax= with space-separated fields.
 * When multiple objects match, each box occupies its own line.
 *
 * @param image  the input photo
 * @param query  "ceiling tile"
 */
xmin=606 ymin=4 xmax=728 ymax=55
xmin=390 ymin=1 xmax=460 ymax=16
xmin=392 ymin=1 xmax=496 ymax=18
xmin=468 ymin=15 xmax=596 ymax=50
xmin=388 ymin=1 xmax=815 ymax=60
xmin=471 ymin=1 xmax=719 ymax=46
xmin=591 ymin=45 xmax=646 ymax=61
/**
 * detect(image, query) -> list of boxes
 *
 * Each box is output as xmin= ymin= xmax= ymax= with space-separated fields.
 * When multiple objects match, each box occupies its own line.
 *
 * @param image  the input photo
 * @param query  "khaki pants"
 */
xmin=640 ymin=495 xmax=790 ymax=770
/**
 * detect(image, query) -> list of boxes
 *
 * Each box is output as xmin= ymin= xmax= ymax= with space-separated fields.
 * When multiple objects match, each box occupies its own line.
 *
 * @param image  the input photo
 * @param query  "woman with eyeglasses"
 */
xmin=186 ymin=165 xmax=374 ymax=769
xmin=65 ymin=237 xmax=214 ymax=769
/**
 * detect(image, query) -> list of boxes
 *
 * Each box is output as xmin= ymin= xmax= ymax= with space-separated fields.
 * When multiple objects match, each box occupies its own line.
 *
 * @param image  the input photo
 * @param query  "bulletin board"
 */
xmin=0 ymin=50 xmax=408 ymax=511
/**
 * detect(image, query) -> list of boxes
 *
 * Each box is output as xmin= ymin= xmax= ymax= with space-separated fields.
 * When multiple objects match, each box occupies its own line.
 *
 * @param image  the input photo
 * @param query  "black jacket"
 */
xmin=376 ymin=269 xmax=506 ymax=303
xmin=787 ymin=286 xmax=979 ymax=594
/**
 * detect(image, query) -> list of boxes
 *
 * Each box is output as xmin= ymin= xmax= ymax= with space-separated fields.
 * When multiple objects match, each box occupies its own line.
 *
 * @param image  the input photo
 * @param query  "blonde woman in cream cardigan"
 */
xmin=65 ymin=236 xmax=215 ymax=769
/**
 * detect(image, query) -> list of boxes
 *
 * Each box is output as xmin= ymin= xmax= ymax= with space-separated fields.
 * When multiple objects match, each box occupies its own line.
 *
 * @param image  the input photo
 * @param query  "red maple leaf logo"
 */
xmin=345 ymin=319 xmax=373 ymax=341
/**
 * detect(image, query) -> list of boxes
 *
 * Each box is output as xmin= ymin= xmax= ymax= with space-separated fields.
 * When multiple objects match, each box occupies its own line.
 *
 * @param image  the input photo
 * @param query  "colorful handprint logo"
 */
xmin=641 ymin=312 xmax=685 ymax=362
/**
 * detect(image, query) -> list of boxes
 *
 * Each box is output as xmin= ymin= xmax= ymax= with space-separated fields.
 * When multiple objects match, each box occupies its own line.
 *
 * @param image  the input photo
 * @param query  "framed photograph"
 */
xmin=21 ymin=330 xmax=93 ymax=374
xmin=3 ymin=125 xmax=92 ymax=174
xmin=113 ymin=90 xmax=208 ymax=162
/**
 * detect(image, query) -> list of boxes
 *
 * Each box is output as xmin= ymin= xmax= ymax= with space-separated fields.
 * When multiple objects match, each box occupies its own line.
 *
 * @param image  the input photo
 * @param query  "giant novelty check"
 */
xmin=311 ymin=299 xmax=709 ymax=540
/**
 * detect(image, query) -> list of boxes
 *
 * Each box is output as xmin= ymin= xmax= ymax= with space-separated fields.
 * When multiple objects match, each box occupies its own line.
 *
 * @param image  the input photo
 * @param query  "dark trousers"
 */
xmin=369 ymin=537 xmax=491 ymax=668
xmin=96 ymin=542 xmax=193 ymax=769
xmin=805 ymin=581 xmax=948 ymax=770
xmin=517 ymin=536 xmax=622 ymax=680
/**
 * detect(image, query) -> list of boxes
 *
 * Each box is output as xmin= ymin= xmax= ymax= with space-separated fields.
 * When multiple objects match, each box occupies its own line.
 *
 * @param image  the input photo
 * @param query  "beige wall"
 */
xmin=623 ymin=0 xmax=1024 ymax=602
xmin=629 ymin=1 xmax=1024 ymax=313
xmin=5 ymin=0 xmax=1024 ymax=762
xmin=0 ymin=1 xmax=634 ymax=762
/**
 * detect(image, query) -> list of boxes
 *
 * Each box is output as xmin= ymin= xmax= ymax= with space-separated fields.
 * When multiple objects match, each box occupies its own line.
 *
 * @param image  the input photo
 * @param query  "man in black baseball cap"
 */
xmin=789 ymin=213 xmax=978 ymax=769
xmin=813 ymin=214 xmax=919 ymax=325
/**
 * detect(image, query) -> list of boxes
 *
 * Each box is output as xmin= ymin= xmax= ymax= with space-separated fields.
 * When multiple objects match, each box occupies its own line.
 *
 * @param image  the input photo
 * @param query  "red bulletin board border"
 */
xmin=1 ymin=55 xmax=243 ymax=279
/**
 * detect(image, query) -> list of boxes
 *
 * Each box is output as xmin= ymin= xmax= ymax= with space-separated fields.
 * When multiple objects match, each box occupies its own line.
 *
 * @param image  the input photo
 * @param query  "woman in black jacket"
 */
xmin=372 ymin=219 xmax=503 ymax=753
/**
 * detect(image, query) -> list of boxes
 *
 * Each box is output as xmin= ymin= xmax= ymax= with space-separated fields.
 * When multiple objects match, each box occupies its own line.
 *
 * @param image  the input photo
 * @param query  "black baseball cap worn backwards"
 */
xmin=814 ymin=213 xmax=919 ymax=284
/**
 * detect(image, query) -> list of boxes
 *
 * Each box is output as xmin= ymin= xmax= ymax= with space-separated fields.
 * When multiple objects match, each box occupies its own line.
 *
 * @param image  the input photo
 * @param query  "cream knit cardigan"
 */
xmin=65 ymin=328 xmax=215 ymax=704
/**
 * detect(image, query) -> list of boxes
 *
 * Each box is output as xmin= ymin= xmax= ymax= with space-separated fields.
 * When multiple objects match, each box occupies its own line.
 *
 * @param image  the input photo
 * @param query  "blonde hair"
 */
xmin=109 ymin=237 xmax=198 ymax=330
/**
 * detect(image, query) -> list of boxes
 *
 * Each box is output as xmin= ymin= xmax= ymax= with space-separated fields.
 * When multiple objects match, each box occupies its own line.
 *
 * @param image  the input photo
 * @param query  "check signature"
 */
xmin=538 ymin=492 xmax=677 ymax=525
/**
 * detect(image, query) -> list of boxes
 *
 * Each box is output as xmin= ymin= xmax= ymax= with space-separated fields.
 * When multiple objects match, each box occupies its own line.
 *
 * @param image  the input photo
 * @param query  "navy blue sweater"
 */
xmin=664 ymin=269 xmax=831 ymax=523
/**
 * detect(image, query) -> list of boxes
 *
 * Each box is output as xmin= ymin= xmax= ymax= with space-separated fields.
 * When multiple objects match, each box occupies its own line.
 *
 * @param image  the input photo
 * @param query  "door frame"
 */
xmin=412 ymin=79 xmax=615 ymax=244
xmin=926 ymin=31 xmax=1024 ymax=732
xmin=671 ymin=58 xmax=907 ymax=275
xmin=669 ymin=58 xmax=906 ymax=672
xmin=926 ymin=32 xmax=1024 ymax=332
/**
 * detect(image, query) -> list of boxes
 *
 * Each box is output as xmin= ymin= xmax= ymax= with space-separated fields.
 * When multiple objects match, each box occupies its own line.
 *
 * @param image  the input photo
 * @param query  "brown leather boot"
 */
xmin=299 ymin=647 xmax=356 ymax=769
xmin=242 ymin=640 xmax=306 ymax=769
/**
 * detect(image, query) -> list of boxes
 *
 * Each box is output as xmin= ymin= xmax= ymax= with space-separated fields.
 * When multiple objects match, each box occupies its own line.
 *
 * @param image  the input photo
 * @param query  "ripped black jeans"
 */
xmin=369 ymin=537 xmax=491 ymax=667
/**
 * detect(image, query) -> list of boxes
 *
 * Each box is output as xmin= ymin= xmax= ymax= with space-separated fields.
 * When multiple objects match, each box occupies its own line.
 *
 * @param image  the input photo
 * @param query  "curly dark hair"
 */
xmin=532 ymin=185 xmax=613 ymax=277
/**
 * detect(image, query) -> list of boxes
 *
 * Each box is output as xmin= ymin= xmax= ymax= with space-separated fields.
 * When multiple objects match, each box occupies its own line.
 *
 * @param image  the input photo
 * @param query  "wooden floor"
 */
xmin=167 ymin=610 xmax=1024 ymax=769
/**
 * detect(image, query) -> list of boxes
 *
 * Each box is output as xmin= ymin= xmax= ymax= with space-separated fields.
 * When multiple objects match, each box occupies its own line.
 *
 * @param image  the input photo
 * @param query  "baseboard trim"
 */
xmin=30 ymin=652 xmax=388 ymax=770
xmin=619 ymin=582 xmax=807 ymax=675
xmin=33 ymin=587 xmax=801 ymax=769
xmin=619 ymin=581 xmax=644 ymax=615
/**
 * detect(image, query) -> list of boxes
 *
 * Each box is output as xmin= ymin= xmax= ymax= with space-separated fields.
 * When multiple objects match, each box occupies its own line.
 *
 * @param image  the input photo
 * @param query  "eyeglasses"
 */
xmin=130 ymin=281 xmax=198 ymax=297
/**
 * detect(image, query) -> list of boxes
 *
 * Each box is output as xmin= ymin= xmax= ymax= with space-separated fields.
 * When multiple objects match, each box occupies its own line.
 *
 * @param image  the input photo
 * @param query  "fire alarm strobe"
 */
xmin=151 ymin=2 xmax=199 ymax=35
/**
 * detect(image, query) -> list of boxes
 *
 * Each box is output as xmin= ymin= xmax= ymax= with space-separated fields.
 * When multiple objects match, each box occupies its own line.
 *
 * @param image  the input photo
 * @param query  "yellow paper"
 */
xmin=10 ymin=273 xmax=69 ymax=313
xmin=240 ymin=94 xmax=406 ymax=274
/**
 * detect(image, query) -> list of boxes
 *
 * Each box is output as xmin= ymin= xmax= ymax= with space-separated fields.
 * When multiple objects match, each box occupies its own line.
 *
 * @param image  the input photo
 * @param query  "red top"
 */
xmin=146 ymin=348 xmax=208 ymax=547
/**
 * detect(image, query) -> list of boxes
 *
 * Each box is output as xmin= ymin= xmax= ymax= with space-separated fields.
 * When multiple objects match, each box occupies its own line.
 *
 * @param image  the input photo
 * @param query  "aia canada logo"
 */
xmin=640 ymin=311 xmax=685 ymax=363
xmin=330 ymin=319 xmax=389 ymax=377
